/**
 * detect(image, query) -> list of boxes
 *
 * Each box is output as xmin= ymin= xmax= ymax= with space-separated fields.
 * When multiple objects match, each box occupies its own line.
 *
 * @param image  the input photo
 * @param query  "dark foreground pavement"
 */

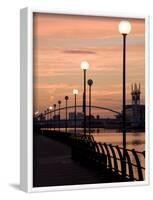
xmin=33 ymin=135 xmax=109 ymax=187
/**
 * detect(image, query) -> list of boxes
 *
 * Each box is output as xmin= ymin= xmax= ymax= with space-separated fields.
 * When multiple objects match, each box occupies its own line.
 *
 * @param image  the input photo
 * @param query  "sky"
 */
xmin=33 ymin=13 xmax=145 ymax=117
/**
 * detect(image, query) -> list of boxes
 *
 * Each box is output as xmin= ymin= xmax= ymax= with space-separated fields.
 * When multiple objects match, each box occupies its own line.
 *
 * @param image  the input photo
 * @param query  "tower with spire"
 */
xmin=131 ymin=83 xmax=141 ymax=105
xmin=117 ymin=82 xmax=145 ymax=128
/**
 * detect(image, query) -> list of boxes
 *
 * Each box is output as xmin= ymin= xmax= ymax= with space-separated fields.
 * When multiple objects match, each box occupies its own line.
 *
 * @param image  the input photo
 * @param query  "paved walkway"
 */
xmin=33 ymin=135 xmax=105 ymax=187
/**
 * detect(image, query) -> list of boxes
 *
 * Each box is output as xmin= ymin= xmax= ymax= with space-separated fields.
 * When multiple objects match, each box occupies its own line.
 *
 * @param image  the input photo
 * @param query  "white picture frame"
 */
xmin=20 ymin=7 xmax=150 ymax=192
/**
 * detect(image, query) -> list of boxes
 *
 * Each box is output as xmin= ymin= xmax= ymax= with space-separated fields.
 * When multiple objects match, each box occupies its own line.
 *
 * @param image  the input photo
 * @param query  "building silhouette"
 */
xmin=69 ymin=112 xmax=84 ymax=120
xmin=117 ymin=83 xmax=145 ymax=128
xmin=131 ymin=83 xmax=141 ymax=105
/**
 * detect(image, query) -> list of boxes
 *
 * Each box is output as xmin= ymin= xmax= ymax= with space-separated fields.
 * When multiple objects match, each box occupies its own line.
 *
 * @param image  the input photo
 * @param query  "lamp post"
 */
xmin=35 ymin=111 xmax=39 ymax=116
xmin=81 ymin=61 xmax=89 ymax=136
xmin=34 ymin=111 xmax=39 ymax=185
xmin=49 ymin=106 xmax=53 ymax=130
xmin=44 ymin=110 xmax=47 ymax=130
xmin=34 ymin=111 xmax=39 ymax=122
xmin=65 ymin=96 xmax=69 ymax=133
xmin=118 ymin=20 xmax=131 ymax=179
xmin=34 ymin=111 xmax=39 ymax=134
xmin=58 ymin=100 xmax=61 ymax=132
xmin=88 ymin=79 xmax=93 ymax=134
xmin=73 ymin=89 xmax=78 ymax=135
xmin=53 ymin=104 xmax=56 ymax=131
xmin=47 ymin=108 xmax=49 ymax=130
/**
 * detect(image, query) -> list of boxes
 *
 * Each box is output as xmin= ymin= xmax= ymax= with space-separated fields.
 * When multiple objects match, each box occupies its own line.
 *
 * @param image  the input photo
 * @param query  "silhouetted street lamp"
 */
xmin=88 ymin=79 xmax=93 ymax=134
xmin=81 ymin=61 xmax=89 ymax=135
xmin=119 ymin=20 xmax=131 ymax=179
xmin=49 ymin=106 xmax=53 ymax=130
xmin=34 ymin=111 xmax=39 ymax=121
xmin=58 ymin=100 xmax=62 ymax=132
xmin=65 ymin=96 xmax=69 ymax=133
xmin=44 ymin=110 xmax=47 ymax=130
xmin=53 ymin=104 xmax=56 ymax=131
xmin=47 ymin=108 xmax=49 ymax=130
xmin=34 ymin=111 xmax=39 ymax=134
xmin=73 ymin=89 xmax=78 ymax=135
xmin=35 ymin=111 xmax=39 ymax=117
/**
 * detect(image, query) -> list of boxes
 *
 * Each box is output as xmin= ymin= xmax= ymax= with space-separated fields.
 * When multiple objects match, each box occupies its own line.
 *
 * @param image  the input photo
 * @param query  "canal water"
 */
xmin=48 ymin=128 xmax=145 ymax=152
xmin=91 ymin=129 xmax=145 ymax=152
xmin=65 ymin=128 xmax=145 ymax=152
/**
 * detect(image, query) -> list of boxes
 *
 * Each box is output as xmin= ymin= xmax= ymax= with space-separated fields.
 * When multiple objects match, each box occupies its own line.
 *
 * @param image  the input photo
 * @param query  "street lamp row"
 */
xmin=40 ymin=75 xmax=93 ymax=134
xmin=50 ymin=20 xmax=131 ymax=179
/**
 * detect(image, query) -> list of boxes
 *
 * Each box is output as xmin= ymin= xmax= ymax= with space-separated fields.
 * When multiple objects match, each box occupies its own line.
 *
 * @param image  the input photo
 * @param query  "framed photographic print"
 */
xmin=20 ymin=7 xmax=149 ymax=192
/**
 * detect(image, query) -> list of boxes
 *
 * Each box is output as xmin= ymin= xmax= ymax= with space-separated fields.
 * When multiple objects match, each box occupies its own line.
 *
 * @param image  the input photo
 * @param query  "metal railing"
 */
xmin=39 ymin=130 xmax=145 ymax=182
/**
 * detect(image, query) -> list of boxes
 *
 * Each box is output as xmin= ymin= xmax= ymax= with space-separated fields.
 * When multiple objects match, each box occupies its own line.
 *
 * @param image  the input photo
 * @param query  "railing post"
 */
xmin=132 ymin=149 xmax=144 ymax=181
xmin=109 ymin=144 xmax=119 ymax=173
xmin=115 ymin=145 xmax=124 ymax=179
xmin=103 ymin=143 xmax=112 ymax=171
xmin=124 ymin=149 xmax=134 ymax=181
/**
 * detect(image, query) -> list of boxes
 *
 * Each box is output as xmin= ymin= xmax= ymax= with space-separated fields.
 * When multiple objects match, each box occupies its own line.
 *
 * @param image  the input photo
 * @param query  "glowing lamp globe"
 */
xmin=35 ymin=111 xmax=39 ymax=115
xmin=81 ymin=61 xmax=89 ymax=70
xmin=73 ymin=89 xmax=79 ymax=95
xmin=118 ymin=21 xmax=131 ymax=34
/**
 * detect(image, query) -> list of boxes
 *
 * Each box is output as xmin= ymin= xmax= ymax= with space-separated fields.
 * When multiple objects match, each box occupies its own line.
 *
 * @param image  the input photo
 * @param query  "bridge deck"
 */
xmin=33 ymin=135 xmax=119 ymax=187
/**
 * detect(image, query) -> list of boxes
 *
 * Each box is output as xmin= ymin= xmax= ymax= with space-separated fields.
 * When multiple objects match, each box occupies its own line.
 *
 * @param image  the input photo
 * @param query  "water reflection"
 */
xmin=55 ymin=128 xmax=145 ymax=152
xmin=91 ymin=129 xmax=145 ymax=152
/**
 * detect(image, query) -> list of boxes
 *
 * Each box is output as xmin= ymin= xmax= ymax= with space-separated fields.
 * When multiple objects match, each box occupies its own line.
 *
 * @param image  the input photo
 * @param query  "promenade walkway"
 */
xmin=33 ymin=135 xmax=106 ymax=187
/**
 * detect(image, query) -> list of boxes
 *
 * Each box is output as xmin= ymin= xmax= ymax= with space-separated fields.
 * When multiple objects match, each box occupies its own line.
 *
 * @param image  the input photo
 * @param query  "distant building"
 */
xmin=86 ymin=115 xmax=95 ymax=120
xmin=117 ymin=83 xmax=145 ymax=128
xmin=96 ymin=115 xmax=100 ymax=119
xmin=69 ymin=112 xmax=84 ymax=120
xmin=53 ymin=114 xmax=60 ymax=120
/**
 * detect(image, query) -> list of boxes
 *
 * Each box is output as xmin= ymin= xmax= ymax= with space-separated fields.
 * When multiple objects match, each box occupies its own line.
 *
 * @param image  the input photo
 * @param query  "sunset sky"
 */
xmin=33 ymin=13 xmax=145 ymax=117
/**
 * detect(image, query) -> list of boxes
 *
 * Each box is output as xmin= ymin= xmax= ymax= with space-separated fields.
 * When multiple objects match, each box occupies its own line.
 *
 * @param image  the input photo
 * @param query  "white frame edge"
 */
xmin=20 ymin=7 xmax=150 ymax=193
xmin=20 ymin=8 xmax=28 ymax=192
xmin=20 ymin=7 xmax=33 ymax=192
